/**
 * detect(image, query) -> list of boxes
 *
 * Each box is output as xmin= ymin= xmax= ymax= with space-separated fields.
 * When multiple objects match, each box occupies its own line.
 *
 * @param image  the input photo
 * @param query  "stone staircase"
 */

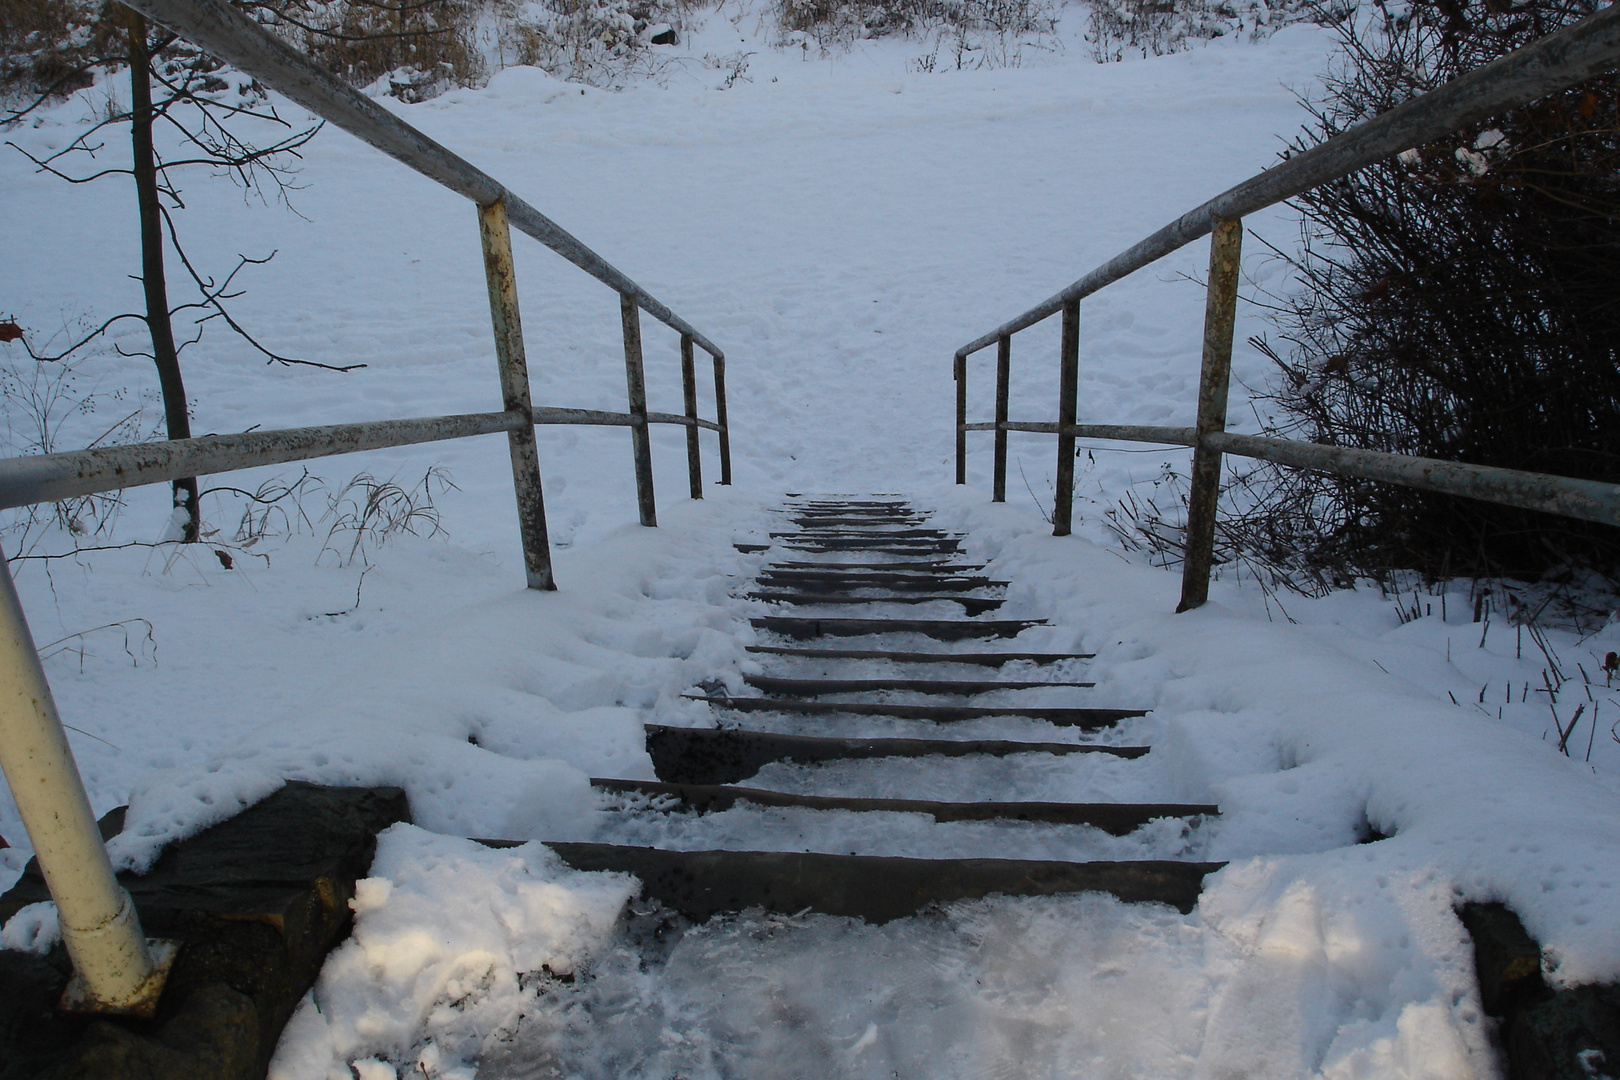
xmin=546 ymin=496 xmax=1224 ymax=920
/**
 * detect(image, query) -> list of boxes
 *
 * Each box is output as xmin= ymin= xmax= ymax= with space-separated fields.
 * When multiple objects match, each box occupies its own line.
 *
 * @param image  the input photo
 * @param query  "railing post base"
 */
xmin=680 ymin=335 xmax=703 ymax=500
xmin=992 ymin=335 xmax=1011 ymax=503
xmin=713 ymin=355 xmax=732 ymax=486
xmin=621 ymin=294 xmax=657 ymax=527
xmin=0 ymin=547 xmax=172 ymax=1015
xmin=478 ymin=197 xmax=557 ymax=590
xmin=1053 ymin=300 xmax=1081 ymax=536
xmin=954 ymin=353 xmax=968 ymax=486
xmin=1177 ymin=217 xmax=1243 ymax=613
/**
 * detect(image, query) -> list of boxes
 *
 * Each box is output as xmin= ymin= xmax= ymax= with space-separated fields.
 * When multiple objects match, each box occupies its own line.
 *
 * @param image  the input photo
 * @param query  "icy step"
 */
xmin=688 ymin=694 xmax=1141 ymax=727
xmin=534 ymin=843 xmax=1221 ymax=920
xmin=747 ymin=591 xmax=1006 ymax=614
xmin=785 ymin=502 xmax=917 ymax=512
xmin=780 ymin=533 xmax=959 ymax=545
xmin=781 ymin=544 xmax=966 ymax=557
xmin=743 ymin=675 xmax=1094 ymax=695
xmin=780 ymin=515 xmax=930 ymax=527
xmin=771 ymin=560 xmax=987 ymax=572
xmin=644 ymin=724 xmax=1147 ymax=786
xmin=746 ymin=645 xmax=1092 ymax=665
xmin=757 ymin=574 xmax=1006 ymax=595
xmin=752 ymin=615 xmax=1043 ymax=640
xmin=773 ymin=529 xmax=959 ymax=540
xmin=590 ymin=778 xmax=1215 ymax=834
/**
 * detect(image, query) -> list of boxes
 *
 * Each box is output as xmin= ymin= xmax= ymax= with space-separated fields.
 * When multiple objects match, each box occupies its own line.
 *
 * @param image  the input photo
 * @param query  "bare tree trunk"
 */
xmin=127 ymin=10 xmax=200 ymax=543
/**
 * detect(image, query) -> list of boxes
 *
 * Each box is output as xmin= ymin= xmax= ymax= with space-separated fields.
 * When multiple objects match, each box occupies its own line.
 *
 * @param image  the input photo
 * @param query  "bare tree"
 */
xmin=3 ymin=1 xmax=365 ymax=541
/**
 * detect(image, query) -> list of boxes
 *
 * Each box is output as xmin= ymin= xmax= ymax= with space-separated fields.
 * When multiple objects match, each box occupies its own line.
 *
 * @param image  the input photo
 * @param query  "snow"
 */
xmin=3 ymin=6 xmax=1620 ymax=1079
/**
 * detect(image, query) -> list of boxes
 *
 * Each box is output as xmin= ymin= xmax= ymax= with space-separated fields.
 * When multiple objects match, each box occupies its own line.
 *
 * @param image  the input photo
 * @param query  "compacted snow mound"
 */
xmin=270 ymin=825 xmax=637 ymax=1080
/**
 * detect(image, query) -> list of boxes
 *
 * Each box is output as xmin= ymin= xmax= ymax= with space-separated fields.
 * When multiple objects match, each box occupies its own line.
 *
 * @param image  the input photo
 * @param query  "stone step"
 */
xmin=748 ymin=591 xmax=1006 ymax=614
xmin=538 ymin=843 xmax=1222 ymax=920
xmin=771 ymin=560 xmax=987 ymax=572
xmin=784 ymin=503 xmax=917 ymax=511
xmin=757 ymin=572 xmax=1006 ymax=592
xmin=644 ymin=724 xmax=1147 ymax=786
xmin=782 ymin=516 xmax=930 ymax=527
xmin=742 ymin=674 xmax=1095 ymax=695
xmin=752 ymin=615 xmax=1044 ymax=640
xmin=772 ymin=530 xmax=957 ymax=541
xmin=591 ymin=777 xmax=1214 ymax=834
xmin=781 ymin=540 xmax=964 ymax=554
xmin=745 ymin=645 xmax=1093 ymax=665
xmin=689 ymin=695 xmax=1142 ymax=727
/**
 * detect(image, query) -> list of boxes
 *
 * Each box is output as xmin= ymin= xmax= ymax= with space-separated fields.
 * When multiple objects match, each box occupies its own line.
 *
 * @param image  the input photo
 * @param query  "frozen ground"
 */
xmin=4 ymin=9 xmax=1620 ymax=1080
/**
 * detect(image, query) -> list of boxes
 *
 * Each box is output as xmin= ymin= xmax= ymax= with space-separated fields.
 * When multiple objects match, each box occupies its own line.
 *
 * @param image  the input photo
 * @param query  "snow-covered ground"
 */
xmin=4 ymin=9 xmax=1620 ymax=1079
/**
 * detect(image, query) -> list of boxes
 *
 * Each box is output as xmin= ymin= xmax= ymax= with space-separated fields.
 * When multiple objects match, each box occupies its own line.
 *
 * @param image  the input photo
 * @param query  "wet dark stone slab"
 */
xmin=752 ymin=616 xmax=1044 ymax=640
xmin=540 ymin=843 xmax=1223 ymax=920
xmin=0 ymin=782 xmax=408 ymax=1080
xmin=591 ymin=776 xmax=1218 ymax=833
xmin=644 ymin=724 xmax=1148 ymax=786
xmin=1460 ymin=901 xmax=1620 ymax=1080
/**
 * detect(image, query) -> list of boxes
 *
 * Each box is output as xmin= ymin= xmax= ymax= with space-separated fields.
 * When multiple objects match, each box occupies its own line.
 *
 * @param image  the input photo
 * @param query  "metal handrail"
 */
xmin=953 ymin=3 xmax=1620 ymax=614
xmin=0 ymin=0 xmax=736 ymax=1015
xmin=956 ymin=2 xmax=1620 ymax=359
xmin=0 ymin=407 xmax=719 ymax=512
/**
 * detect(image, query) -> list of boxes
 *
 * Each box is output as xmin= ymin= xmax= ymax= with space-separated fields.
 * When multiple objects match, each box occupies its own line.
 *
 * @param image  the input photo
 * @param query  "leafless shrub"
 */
xmin=1248 ymin=0 xmax=1620 ymax=585
xmin=317 ymin=467 xmax=456 ymax=566
xmin=489 ymin=0 xmax=698 ymax=88
xmin=205 ymin=465 xmax=456 ymax=564
xmin=0 ymin=321 xmax=160 ymax=549
xmin=1084 ymin=0 xmax=1335 ymax=62
xmin=778 ymin=0 xmax=1059 ymax=66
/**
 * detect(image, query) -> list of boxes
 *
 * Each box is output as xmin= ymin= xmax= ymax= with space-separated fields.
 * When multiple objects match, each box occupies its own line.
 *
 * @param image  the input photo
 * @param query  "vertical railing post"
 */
xmin=712 ymin=353 xmax=732 ymax=486
xmin=680 ymin=334 xmax=703 ymax=500
xmin=620 ymin=293 xmax=657 ymax=527
xmin=478 ymin=198 xmax=556 ymax=590
xmin=0 ymin=548 xmax=174 ymax=1014
xmin=992 ymin=334 xmax=1011 ymax=503
xmin=954 ymin=353 xmax=968 ymax=485
xmin=1052 ymin=299 xmax=1081 ymax=536
xmin=1178 ymin=217 xmax=1244 ymax=612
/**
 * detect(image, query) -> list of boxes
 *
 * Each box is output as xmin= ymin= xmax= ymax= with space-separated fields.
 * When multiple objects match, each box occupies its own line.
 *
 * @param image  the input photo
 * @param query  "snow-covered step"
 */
xmin=687 ymin=694 xmax=1140 ymax=727
xmin=541 ymin=843 xmax=1222 ymax=920
xmin=756 ymin=571 xmax=1006 ymax=591
xmin=751 ymin=615 xmax=1044 ymax=639
xmin=742 ymin=675 xmax=1094 ymax=695
xmin=780 ymin=541 xmax=966 ymax=555
xmin=770 ymin=529 xmax=955 ymax=541
xmin=643 ymin=724 xmax=1147 ymax=786
xmin=782 ymin=517 xmax=932 ymax=527
xmin=590 ymin=778 xmax=1216 ymax=833
xmin=747 ymin=590 xmax=1007 ymax=613
xmin=745 ymin=645 xmax=1090 ymax=665
xmin=767 ymin=563 xmax=984 ymax=579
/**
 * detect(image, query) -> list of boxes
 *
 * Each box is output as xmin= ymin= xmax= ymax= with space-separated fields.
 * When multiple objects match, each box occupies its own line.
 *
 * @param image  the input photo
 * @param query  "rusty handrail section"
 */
xmin=0 ymin=411 xmax=525 ymax=511
xmin=0 ymin=405 xmax=726 ymax=512
xmin=963 ymin=421 xmax=1197 ymax=445
xmin=1208 ymin=432 xmax=1620 ymax=528
xmin=119 ymin=0 xmax=724 ymax=362
xmin=955 ymin=3 xmax=1620 ymax=359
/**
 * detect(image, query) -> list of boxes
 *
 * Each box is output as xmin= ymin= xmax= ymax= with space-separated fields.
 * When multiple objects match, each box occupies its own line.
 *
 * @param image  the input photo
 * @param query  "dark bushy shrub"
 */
xmin=1248 ymin=0 xmax=1620 ymax=583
